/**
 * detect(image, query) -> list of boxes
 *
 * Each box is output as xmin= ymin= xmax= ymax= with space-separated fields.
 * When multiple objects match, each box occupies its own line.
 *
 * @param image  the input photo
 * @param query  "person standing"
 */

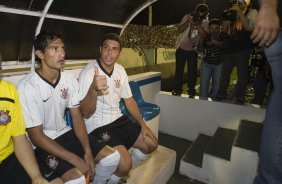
xmin=0 ymin=54 xmax=50 ymax=184
xmin=172 ymin=4 xmax=209 ymax=98
xmin=251 ymin=48 xmax=272 ymax=105
xmin=216 ymin=0 xmax=257 ymax=104
xmin=79 ymin=33 xmax=158 ymax=183
xmin=17 ymin=31 xmax=121 ymax=184
xmin=251 ymin=0 xmax=281 ymax=183
xmin=200 ymin=19 xmax=228 ymax=98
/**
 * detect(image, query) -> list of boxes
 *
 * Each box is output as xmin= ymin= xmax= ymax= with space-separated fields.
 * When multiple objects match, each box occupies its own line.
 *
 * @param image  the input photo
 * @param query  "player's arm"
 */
xmin=124 ymin=97 xmax=157 ymax=143
xmin=27 ymin=125 xmax=89 ymax=175
xmin=80 ymin=67 xmax=107 ymax=119
xmin=70 ymin=107 xmax=94 ymax=178
xmin=177 ymin=14 xmax=192 ymax=33
xmin=13 ymin=134 xmax=49 ymax=184
xmin=123 ymin=97 xmax=145 ymax=127
xmin=80 ymin=84 xmax=98 ymax=119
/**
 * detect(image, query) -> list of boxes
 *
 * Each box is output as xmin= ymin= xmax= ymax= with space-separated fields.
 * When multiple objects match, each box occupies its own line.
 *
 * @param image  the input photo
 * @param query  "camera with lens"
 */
xmin=222 ymin=0 xmax=238 ymax=21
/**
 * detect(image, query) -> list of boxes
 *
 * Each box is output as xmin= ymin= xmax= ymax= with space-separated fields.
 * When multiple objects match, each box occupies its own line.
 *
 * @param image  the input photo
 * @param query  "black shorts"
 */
xmin=0 ymin=153 xmax=31 ymax=184
xmin=35 ymin=130 xmax=106 ymax=181
xmin=90 ymin=116 xmax=141 ymax=149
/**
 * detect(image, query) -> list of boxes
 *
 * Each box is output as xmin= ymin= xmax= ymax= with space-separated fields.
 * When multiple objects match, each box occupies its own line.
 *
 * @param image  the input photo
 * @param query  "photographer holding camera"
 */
xmin=200 ymin=19 xmax=228 ymax=99
xmin=173 ymin=4 xmax=209 ymax=98
xmin=215 ymin=0 xmax=257 ymax=104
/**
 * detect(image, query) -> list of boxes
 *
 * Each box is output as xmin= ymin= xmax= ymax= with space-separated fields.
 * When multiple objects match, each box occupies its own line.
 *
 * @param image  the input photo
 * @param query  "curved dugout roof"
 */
xmin=0 ymin=0 xmax=156 ymax=64
xmin=0 ymin=0 xmax=259 ymax=64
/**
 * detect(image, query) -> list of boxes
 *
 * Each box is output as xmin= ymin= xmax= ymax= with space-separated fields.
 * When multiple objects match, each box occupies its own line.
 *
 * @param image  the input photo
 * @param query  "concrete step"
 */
xmin=180 ymin=134 xmax=212 ymax=180
xmin=224 ymin=120 xmax=263 ymax=184
xmin=179 ymin=123 xmax=263 ymax=184
xmin=202 ymin=125 xmax=261 ymax=184
xmin=182 ymin=134 xmax=212 ymax=167
xmin=205 ymin=127 xmax=237 ymax=161
xmin=126 ymin=145 xmax=176 ymax=184
xmin=202 ymin=147 xmax=259 ymax=184
xmin=201 ymin=128 xmax=237 ymax=183
xmin=234 ymin=119 xmax=263 ymax=152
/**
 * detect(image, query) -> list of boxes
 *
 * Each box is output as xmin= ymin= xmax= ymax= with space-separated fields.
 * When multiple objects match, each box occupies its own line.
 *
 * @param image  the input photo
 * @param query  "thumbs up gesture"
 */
xmin=92 ymin=66 xmax=108 ymax=94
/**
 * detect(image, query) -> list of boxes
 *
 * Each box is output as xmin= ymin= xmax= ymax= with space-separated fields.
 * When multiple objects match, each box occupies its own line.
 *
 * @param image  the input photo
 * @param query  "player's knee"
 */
xmin=142 ymin=141 xmax=158 ymax=154
xmin=94 ymin=151 xmax=121 ymax=183
xmin=149 ymin=141 xmax=158 ymax=153
xmin=64 ymin=175 xmax=85 ymax=184
xmin=50 ymin=178 xmax=64 ymax=184
xmin=100 ymin=150 xmax=120 ymax=168
xmin=61 ymin=168 xmax=84 ymax=182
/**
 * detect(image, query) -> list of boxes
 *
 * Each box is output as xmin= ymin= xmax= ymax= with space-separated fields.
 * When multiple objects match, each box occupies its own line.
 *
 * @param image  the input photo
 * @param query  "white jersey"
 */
xmin=17 ymin=71 xmax=80 ymax=139
xmin=79 ymin=59 xmax=132 ymax=133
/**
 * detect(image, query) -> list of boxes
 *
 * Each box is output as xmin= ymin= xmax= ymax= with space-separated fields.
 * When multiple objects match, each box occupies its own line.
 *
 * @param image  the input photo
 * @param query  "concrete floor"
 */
xmin=158 ymin=132 xmax=205 ymax=184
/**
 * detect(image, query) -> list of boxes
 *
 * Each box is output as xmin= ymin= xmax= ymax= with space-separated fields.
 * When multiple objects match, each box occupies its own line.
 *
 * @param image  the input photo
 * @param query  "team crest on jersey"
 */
xmin=60 ymin=87 xmax=69 ymax=99
xmin=100 ymin=132 xmax=111 ymax=142
xmin=0 ymin=110 xmax=11 ymax=126
xmin=46 ymin=155 xmax=58 ymax=170
xmin=114 ymin=79 xmax=121 ymax=88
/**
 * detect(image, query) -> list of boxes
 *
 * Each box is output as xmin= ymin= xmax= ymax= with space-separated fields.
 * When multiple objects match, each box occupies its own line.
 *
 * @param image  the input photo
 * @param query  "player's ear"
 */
xmin=35 ymin=50 xmax=44 ymax=60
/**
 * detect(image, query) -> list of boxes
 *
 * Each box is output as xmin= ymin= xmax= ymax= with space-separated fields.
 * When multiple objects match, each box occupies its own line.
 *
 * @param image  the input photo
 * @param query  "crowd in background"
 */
xmin=172 ymin=0 xmax=272 ymax=105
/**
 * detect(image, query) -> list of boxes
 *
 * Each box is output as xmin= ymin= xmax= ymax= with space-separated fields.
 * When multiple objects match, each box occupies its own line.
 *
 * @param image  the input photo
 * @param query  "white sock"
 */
xmin=131 ymin=148 xmax=148 ymax=168
xmin=93 ymin=151 xmax=120 ymax=184
xmin=64 ymin=175 xmax=85 ymax=184
xmin=106 ymin=174 xmax=121 ymax=184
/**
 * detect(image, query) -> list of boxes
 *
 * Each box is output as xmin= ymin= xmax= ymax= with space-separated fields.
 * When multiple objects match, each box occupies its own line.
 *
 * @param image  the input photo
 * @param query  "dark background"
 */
xmin=0 ymin=0 xmax=259 ymax=61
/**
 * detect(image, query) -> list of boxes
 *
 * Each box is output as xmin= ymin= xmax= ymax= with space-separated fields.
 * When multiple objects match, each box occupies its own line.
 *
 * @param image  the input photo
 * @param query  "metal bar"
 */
xmin=120 ymin=0 xmax=158 ymax=35
xmin=31 ymin=0 xmax=54 ymax=71
xmin=0 ymin=6 xmax=123 ymax=28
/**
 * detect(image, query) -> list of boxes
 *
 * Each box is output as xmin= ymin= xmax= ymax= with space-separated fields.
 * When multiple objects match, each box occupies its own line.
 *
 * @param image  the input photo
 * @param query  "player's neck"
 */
xmin=37 ymin=67 xmax=60 ymax=84
xmin=103 ymin=66 xmax=114 ymax=74
xmin=99 ymin=60 xmax=114 ymax=74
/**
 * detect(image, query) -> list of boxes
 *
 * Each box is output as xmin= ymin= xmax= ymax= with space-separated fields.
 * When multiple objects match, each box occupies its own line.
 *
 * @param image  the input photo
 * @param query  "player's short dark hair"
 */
xmin=100 ymin=33 xmax=123 ymax=49
xmin=34 ymin=30 xmax=63 ymax=52
xmin=209 ymin=19 xmax=221 ymax=27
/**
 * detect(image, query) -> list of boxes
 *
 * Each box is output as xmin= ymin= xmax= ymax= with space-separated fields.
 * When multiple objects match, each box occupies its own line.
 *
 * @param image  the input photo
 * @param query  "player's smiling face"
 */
xmin=36 ymin=38 xmax=65 ymax=71
xmin=99 ymin=39 xmax=121 ymax=71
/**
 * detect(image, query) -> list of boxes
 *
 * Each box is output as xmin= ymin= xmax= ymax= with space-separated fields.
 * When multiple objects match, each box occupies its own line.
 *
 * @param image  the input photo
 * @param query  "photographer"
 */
xmin=215 ymin=0 xmax=257 ymax=104
xmin=172 ymin=4 xmax=209 ymax=98
xmin=200 ymin=19 xmax=228 ymax=99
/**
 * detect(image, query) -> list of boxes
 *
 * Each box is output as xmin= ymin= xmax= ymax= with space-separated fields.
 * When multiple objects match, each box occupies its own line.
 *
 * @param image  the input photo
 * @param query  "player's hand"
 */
xmin=71 ymin=154 xmax=90 ymax=175
xmin=251 ymin=5 xmax=279 ymax=47
xmin=92 ymin=66 xmax=108 ymax=93
xmin=84 ymin=152 xmax=95 ymax=180
xmin=31 ymin=175 xmax=50 ymax=184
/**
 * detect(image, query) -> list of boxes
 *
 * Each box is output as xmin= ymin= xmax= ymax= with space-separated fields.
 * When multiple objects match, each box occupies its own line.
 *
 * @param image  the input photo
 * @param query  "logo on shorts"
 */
xmin=0 ymin=110 xmax=11 ymax=126
xmin=100 ymin=132 xmax=111 ymax=142
xmin=114 ymin=79 xmax=121 ymax=88
xmin=60 ymin=87 xmax=69 ymax=99
xmin=45 ymin=155 xmax=58 ymax=178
